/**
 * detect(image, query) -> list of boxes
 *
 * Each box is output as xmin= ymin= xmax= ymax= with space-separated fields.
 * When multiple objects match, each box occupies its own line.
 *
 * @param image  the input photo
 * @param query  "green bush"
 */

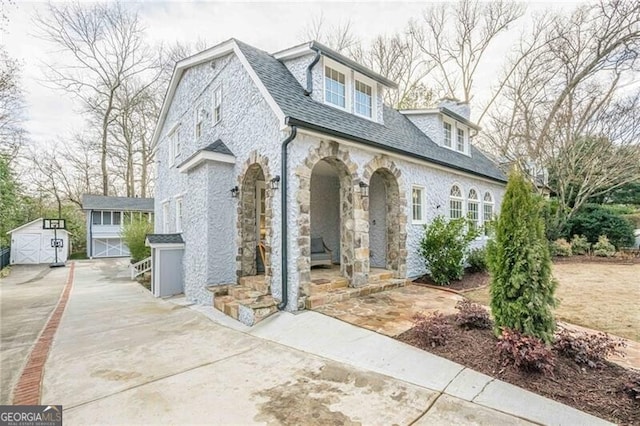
xmin=551 ymin=238 xmax=572 ymax=256
xmin=622 ymin=213 xmax=640 ymax=229
xmin=488 ymin=169 xmax=557 ymax=344
xmin=121 ymin=216 xmax=153 ymax=263
xmin=570 ymin=235 xmax=590 ymax=255
xmin=466 ymin=247 xmax=488 ymax=272
xmin=564 ymin=204 xmax=635 ymax=249
xmin=593 ymin=235 xmax=616 ymax=257
xmin=419 ymin=216 xmax=479 ymax=285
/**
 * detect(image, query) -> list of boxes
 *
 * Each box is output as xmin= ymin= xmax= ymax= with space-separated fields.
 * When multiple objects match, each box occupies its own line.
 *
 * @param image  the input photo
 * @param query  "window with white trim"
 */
xmin=457 ymin=128 xmax=465 ymax=152
xmin=91 ymin=211 xmax=122 ymax=226
xmin=324 ymin=66 xmax=346 ymax=108
xmin=175 ymin=197 xmax=183 ymax=233
xmin=444 ymin=121 xmax=452 ymax=148
xmin=412 ymin=186 xmax=425 ymax=223
xmin=195 ymin=103 xmax=205 ymax=140
xmin=467 ymin=189 xmax=479 ymax=230
xmin=483 ymin=192 xmax=494 ymax=235
xmin=355 ymin=79 xmax=372 ymax=118
xmin=449 ymin=185 xmax=464 ymax=219
xmin=162 ymin=201 xmax=170 ymax=233
xmin=169 ymin=124 xmax=181 ymax=165
xmin=213 ymin=86 xmax=222 ymax=124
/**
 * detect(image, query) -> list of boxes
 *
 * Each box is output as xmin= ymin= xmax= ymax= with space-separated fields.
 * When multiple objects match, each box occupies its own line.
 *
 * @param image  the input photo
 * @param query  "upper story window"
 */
xmin=213 ymin=86 xmax=222 ymax=125
xmin=412 ymin=186 xmax=425 ymax=223
xmin=457 ymin=128 xmax=465 ymax=152
xmin=355 ymin=80 xmax=372 ymax=118
xmin=444 ymin=122 xmax=453 ymax=148
xmin=324 ymin=66 xmax=346 ymax=108
xmin=91 ymin=211 xmax=121 ymax=226
xmin=169 ymin=124 xmax=181 ymax=165
xmin=467 ymin=189 xmax=479 ymax=230
xmin=450 ymin=184 xmax=464 ymax=219
xmin=195 ymin=104 xmax=205 ymax=140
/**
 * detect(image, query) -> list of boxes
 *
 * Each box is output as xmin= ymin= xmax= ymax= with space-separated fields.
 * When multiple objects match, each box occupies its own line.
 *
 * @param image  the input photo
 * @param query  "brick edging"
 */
xmin=12 ymin=262 xmax=75 ymax=405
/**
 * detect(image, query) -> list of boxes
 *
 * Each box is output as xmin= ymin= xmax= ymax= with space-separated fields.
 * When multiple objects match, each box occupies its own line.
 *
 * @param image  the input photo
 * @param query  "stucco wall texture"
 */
xmin=155 ymin=46 xmax=505 ymax=310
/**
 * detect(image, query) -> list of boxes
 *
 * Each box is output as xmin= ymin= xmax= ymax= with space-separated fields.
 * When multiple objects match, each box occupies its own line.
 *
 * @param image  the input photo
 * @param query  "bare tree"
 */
xmin=484 ymin=0 xmax=640 ymax=233
xmin=300 ymin=12 xmax=358 ymax=53
xmin=350 ymin=32 xmax=436 ymax=109
xmin=0 ymin=45 xmax=25 ymax=160
xmin=410 ymin=0 xmax=525 ymax=106
xmin=34 ymin=2 xmax=154 ymax=196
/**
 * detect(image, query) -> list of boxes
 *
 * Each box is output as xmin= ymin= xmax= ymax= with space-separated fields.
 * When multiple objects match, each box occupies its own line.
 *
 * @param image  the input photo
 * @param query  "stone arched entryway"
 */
xmin=362 ymin=156 xmax=407 ymax=279
xmin=236 ymin=152 xmax=273 ymax=281
xmin=295 ymin=141 xmax=369 ymax=287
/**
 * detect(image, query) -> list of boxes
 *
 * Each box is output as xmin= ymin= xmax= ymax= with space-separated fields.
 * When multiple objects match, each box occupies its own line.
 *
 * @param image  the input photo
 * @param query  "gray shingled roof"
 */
xmin=203 ymin=139 xmax=234 ymax=156
xmin=235 ymin=40 xmax=506 ymax=183
xmin=82 ymin=195 xmax=154 ymax=212
xmin=146 ymin=234 xmax=184 ymax=245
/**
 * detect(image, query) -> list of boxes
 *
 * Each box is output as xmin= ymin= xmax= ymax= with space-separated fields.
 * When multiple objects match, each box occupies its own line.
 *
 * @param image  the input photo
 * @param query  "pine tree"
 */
xmin=488 ymin=169 xmax=557 ymax=343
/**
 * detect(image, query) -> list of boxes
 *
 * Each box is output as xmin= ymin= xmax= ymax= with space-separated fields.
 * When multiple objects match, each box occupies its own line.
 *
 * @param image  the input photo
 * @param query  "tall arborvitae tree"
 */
xmin=488 ymin=168 xmax=557 ymax=343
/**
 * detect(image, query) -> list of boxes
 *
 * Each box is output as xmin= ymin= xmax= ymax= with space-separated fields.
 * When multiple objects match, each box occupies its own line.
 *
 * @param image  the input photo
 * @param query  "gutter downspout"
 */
xmin=304 ymin=48 xmax=321 ymax=96
xmin=277 ymin=124 xmax=298 ymax=310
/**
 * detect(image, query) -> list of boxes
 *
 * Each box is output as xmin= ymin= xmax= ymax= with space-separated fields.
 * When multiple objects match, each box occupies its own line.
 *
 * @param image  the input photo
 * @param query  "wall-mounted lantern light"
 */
xmin=359 ymin=181 xmax=369 ymax=197
xmin=270 ymin=175 xmax=281 ymax=190
xmin=230 ymin=186 xmax=239 ymax=198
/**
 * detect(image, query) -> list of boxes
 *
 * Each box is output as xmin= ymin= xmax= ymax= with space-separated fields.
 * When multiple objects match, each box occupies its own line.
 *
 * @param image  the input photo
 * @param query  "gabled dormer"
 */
xmin=274 ymin=41 xmax=397 ymax=125
xmin=400 ymin=99 xmax=480 ymax=157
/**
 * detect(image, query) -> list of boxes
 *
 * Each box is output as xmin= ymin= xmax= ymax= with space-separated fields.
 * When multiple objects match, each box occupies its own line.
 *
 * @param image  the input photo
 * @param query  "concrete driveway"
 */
xmin=4 ymin=259 xmax=609 ymax=425
xmin=0 ymin=264 xmax=67 ymax=404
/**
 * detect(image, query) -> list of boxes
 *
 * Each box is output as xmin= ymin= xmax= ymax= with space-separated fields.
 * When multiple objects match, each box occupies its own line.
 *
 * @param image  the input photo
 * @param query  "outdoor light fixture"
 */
xmin=230 ymin=186 xmax=239 ymax=198
xmin=359 ymin=181 xmax=369 ymax=197
xmin=270 ymin=175 xmax=281 ymax=190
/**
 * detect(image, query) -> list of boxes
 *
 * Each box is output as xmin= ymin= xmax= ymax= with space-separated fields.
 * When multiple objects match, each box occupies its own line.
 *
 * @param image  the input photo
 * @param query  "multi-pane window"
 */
xmin=483 ymin=192 xmax=494 ymax=235
xmin=195 ymin=104 xmax=205 ymax=139
xmin=467 ymin=189 xmax=479 ymax=230
xmin=91 ymin=211 xmax=121 ymax=226
xmin=450 ymin=185 xmax=463 ymax=219
xmin=355 ymin=80 xmax=372 ymax=117
xmin=175 ymin=197 xmax=183 ymax=233
xmin=444 ymin=122 xmax=452 ymax=148
xmin=213 ymin=86 xmax=222 ymax=124
xmin=412 ymin=186 xmax=424 ymax=223
xmin=169 ymin=124 xmax=181 ymax=164
xmin=457 ymin=128 xmax=465 ymax=152
xmin=325 ymin=66 xmax=346 ymax=108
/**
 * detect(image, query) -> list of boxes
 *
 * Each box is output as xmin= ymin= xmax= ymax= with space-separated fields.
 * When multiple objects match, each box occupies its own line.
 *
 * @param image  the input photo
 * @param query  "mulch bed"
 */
xmin=413 ymin=270 xmax=490 ymax=292
xmin=397 ymin=317 xmax=640 ymax=425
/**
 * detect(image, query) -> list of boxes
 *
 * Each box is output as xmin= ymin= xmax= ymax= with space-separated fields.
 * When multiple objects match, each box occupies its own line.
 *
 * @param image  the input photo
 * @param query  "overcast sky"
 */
xmin=3 ymin=0 xmax=583 ymax=150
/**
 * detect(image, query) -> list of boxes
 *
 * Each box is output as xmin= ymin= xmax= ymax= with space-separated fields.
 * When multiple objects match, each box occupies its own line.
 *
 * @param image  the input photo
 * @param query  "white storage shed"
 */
xmin=7 ymin=218 xmax=70 ymax=264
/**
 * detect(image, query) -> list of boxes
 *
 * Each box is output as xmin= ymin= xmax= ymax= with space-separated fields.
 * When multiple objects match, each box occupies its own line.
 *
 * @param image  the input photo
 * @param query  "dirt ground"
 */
xmin=465 ymin=262 xmax=640 ymax=342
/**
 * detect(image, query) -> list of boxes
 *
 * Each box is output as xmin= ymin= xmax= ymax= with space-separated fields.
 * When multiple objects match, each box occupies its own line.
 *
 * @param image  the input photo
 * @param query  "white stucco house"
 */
xmin=82 ymin=195 xmax=154 ymax=258
xmin=151 ymin=38 xmax=506 ymax=325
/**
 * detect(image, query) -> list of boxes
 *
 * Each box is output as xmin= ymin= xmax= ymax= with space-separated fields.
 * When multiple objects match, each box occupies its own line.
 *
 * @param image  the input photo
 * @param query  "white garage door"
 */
xmin=13 ymin=233 xmax=41 ymax=264
xmin=93 ymin=238 xmax=131 ymax=258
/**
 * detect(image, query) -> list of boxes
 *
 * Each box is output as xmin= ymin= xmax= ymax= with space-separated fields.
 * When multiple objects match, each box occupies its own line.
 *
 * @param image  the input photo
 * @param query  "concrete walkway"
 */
xmin=32 ymin=260 xmax=610 ymax=425
xmin=0 ymin=265 xmax=67 ymax=404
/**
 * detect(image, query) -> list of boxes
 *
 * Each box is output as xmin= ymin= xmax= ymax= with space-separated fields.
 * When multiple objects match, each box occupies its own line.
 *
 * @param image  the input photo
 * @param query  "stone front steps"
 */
xmin=304 ymin=278 xmax=407 ymax=310
xmin=207 ymin=275 xmax=276 ymax=327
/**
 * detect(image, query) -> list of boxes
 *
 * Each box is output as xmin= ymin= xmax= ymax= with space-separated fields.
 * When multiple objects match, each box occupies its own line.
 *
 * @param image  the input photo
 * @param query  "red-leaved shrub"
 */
xmin=553 ymin=328 xmax=626 ymax=369
xmin=412 ymin=312 xmax=453 ymax=347
xmin=497 ymin=328 xmax=555 ymax=376
xmin=454 ymin=299 xmax=492 ymax=329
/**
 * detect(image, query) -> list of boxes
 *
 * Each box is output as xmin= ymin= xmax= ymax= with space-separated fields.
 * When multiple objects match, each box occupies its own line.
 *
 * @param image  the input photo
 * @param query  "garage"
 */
xmin=7 ymin=218 xmax=70 ymax=264
xmin=92 ymin=238 xmax=131 ymax=258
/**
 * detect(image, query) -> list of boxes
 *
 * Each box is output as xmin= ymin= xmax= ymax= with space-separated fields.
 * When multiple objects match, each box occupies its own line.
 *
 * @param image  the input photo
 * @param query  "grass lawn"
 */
xmin=465 ymin=262 xmax=640 ymax=342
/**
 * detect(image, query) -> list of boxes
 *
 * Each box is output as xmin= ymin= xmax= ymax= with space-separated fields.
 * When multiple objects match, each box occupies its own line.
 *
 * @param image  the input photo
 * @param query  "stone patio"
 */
xmin=314 ymin=283 xmax=464 ymax=337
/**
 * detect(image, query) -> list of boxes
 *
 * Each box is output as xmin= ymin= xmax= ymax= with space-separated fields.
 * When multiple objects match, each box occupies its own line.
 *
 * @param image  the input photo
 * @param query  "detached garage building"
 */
xmin=82 ymin=195 xmax=154 ymax=259
xmin=7 ymin=218 xmax=70 ymax=264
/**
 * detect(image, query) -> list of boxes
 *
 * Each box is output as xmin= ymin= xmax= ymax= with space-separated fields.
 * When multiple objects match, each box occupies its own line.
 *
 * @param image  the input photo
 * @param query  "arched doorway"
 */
xmin=238 ymin=163 xmax=269 ymax=278
xmin=363 ymin=157 xmax=407 ymax=278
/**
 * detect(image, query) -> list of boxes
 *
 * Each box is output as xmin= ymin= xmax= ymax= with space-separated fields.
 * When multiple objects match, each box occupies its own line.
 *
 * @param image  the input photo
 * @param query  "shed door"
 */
xmin=13 ymin=233 xmax=41 ymax=264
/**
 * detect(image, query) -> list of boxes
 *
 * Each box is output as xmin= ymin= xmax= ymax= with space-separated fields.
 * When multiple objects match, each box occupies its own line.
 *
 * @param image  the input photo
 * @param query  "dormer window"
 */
xmin=457 ymin=128 xmax=465 ymax=151
xmin=444 ymin=122 xmax=453 ymax=148
xmin=355 ymin=80 xmax=372 ymax=118
xmin=324 ymin=66 xmax=346 ymax=108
